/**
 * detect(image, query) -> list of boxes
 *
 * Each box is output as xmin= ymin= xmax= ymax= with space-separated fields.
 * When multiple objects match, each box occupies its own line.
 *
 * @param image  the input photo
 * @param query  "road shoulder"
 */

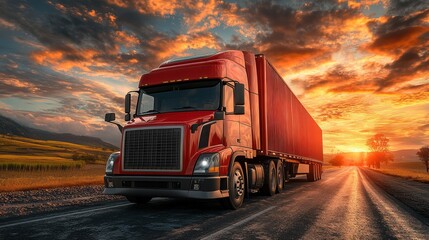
xmin=360 ymin=168 xmax=429 ymax=224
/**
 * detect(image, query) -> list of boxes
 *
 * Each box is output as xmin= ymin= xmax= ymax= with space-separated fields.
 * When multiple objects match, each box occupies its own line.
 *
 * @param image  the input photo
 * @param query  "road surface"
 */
xmin=1 ymin=167 xmax=428 ymax=239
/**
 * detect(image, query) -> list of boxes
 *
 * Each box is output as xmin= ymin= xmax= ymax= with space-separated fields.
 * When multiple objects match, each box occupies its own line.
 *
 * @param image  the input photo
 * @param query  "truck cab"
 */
xmin=104 ymin=51 xmax=254 ymax=209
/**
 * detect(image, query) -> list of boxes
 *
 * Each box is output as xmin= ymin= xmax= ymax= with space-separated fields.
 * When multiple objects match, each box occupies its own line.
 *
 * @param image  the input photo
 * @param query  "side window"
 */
xmin=224 ymin=84 xmax=234 ymax=113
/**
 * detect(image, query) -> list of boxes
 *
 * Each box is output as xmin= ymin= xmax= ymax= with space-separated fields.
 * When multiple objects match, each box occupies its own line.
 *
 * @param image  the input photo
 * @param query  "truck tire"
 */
xmin=307 ymin=164 xmax=315 ymax=182
xmin=317 ymin=164 xmax=321 ymax=180
xmin=276 ymin=160 xmax=284 ymax=193
xmin=126 ymin=196 xmax=152 ymax=204
xmin=314 ymin=164 xmax=319 ymax=181
xmin=262 ymin=160 xmax=277 ymax=196
xmin=222 ymin=162 xmax=245 ymax=209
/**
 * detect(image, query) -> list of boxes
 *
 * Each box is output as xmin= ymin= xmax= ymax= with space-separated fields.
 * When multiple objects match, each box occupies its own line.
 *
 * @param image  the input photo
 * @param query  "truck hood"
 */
xmin=125 ymin=110 xmax=215 ymax=128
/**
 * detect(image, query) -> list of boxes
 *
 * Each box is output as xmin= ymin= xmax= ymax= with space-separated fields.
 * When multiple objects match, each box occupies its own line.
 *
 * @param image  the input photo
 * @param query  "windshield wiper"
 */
xmin=173 ymin=106 xmax=197 ymax=110
xmin=142 ymin=109 xmax=160 ymax=114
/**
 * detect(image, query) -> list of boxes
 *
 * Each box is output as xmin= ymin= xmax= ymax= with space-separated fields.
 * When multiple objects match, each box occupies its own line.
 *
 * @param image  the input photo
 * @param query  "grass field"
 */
xmin=373 ymin=161 xmax=429 ymax=183
xmin=0 ymin=134 xmax=116 ymax=192
xmin=0 ymin=164 xmax=105 ymax=192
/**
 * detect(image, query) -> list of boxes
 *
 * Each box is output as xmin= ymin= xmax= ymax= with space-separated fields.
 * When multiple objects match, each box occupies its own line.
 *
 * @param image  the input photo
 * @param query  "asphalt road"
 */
xmin=1 ymin=167 xmax=428 ymax=239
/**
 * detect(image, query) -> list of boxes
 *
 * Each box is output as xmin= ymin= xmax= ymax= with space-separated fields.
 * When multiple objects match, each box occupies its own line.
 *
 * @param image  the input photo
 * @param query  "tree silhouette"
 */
xmin=416 ymin=146 xmax=429 ymax=173
xmin=330 ymin=153 xmax=345 ymax=167
xmin=366 ymin=134 xmax=392 ymax=169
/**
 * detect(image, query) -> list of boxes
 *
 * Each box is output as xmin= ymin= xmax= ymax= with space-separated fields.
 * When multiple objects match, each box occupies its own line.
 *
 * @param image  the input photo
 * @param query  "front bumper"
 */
xmin=103 ymin=175 xmax=229 ymax=199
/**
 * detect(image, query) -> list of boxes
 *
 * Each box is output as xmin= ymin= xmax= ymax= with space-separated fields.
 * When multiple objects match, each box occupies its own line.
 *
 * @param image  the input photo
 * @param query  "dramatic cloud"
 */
xmin=0 ymin=0 xmax=427 ymax=151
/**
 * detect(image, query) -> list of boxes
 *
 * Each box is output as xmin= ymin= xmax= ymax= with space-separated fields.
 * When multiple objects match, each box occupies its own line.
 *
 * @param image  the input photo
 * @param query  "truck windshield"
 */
xmin=138 ymin=80 xmax=221 ymax=115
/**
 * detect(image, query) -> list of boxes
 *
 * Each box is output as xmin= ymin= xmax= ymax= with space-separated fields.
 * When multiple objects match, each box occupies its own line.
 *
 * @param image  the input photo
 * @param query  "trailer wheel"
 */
xmin=262 ymin=160 xmax=277 ymax=196
xmin=222 ymin=161 xmax=245 ymax=209
xmin=314 ymin=164 xmax=318 ymax=181
xmin=317 ymin=164 xmax=320 ymax=180
xmin=307 ymin=164 xmax=315 ymax=182
xmin=126 ymin=196 xmax=152 ymax=204
xmin=276 ymin=160 xmax=284 ymax=193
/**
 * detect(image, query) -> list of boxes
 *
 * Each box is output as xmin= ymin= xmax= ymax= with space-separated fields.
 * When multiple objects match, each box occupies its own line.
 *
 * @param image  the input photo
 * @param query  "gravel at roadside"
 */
xmin=361 ymin=168 xmax=429 ymax=224
xmin=0 ymin=185 xmax=124 ymax=219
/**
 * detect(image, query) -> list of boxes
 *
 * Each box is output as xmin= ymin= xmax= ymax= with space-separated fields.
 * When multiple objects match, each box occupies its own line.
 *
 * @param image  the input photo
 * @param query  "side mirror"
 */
xmin=105 ymin=113 xmax=115 ymax=122
xmin=213 ymin=111 xmax=225 ymax=120
xmin=125 ymin=93 xmax=131 ymax=113
xmin=233 ymin=83 xmax=245 ymax=115
xmin=234 ymin=106 xmax=245 ymax=115
xmin=234 ymin=83 xmax=245 ymax=105
xmin=125 ymin=93 xmax=131 ymax=121
xmin=104 ymin=113 xmax=123 ymax=133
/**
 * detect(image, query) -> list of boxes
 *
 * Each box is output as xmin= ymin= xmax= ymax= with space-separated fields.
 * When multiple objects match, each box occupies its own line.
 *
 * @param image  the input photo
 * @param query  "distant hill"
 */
xmin=324 ymin=149 xmax=420 ymax=164
xmin=392 ymin=149 xmax=420 ymax=162
xmin=0 ymin=115 xmax=117 ymax=150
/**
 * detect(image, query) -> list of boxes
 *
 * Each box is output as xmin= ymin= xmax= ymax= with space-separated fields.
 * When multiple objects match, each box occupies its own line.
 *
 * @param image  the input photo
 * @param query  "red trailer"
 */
xmin=104 ymin=50 xmax=323 ymax=209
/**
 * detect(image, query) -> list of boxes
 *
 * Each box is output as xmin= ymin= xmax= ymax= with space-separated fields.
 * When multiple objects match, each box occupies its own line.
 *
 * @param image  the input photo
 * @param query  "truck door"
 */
xmin=239 ymin=85 xmax=252 ymax=149
xmin=223 ymin=84 xmax=240 ymax=147
xmin=223 ymin=83 xmax=252 ymax=149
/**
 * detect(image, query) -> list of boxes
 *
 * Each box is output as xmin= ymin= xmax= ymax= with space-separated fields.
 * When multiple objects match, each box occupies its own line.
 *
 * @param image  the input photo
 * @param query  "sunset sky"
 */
xmin=0 ymin=0 xmax=428 ymax=153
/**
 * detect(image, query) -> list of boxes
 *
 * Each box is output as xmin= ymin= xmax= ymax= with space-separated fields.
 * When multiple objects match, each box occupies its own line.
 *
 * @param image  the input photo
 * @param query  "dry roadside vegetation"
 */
xmin=372 ymin=162 xmax=429 ymax=183
xmin=0 ymin=135 xmax=116 ymax=192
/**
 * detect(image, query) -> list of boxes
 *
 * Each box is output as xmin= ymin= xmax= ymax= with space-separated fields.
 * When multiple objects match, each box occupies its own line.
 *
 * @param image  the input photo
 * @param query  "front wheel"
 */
xmin=126 ymin=196 xmax=152 ymax=204
xmin=222 ymin=162 xmax=245 ymax=210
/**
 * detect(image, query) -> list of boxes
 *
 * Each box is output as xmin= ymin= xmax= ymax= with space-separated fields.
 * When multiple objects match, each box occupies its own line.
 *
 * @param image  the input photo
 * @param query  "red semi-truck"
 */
xmin=104 ymin=50 xmax=323 ymax=209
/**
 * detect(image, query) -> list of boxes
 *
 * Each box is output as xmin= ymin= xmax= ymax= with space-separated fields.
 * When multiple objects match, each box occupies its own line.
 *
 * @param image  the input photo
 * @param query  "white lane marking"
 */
xmin=200 ymin=206 xmax=276 ymax=240
xmin=0 ymin=202 xmax=133 ymax=229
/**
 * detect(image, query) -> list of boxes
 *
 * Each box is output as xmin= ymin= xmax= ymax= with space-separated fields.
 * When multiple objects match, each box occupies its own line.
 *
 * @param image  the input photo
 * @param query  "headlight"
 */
xmin=106 ymin=152 xmax=119 ymax=174
xmin=194 ymin=153 xmax=219 ymax=174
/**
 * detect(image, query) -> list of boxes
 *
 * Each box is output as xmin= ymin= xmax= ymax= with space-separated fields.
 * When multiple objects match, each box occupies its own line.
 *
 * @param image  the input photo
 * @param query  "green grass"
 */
xmin=0 ymin=135 xmax=115 ymax=165
xmin=0 ymin=155 xmax=85 ymax=171
xmin=373 ymin=161 xmax=429 ymax=183
xmin=0 ymin=164 xmax=105 ymax=192
xmin=0 ymin=135 xmax=115 ymax=154
xmin=0 ymin=135 xmax=117 ymax=191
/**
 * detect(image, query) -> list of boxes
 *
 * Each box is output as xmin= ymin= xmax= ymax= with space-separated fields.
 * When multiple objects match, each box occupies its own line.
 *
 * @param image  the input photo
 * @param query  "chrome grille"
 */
xmin=123 ymin=127 xmax=183 ymax=171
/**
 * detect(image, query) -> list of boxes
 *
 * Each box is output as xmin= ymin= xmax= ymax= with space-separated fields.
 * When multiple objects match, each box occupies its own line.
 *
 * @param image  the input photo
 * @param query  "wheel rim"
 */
xmin=234 ymin=169 xmax=245 ymax=198
xmin=270 ymin=167 xmax=276 ymax=191
xmin=277 ymin=165 xmax=283 ymax=187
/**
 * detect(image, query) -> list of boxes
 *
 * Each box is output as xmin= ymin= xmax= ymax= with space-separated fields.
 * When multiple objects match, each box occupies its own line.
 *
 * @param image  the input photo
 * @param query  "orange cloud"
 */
xmin=31 ymin=50 xmax=64 ymax=65
xmin=338 ymin=0 xmax=388 ymax=9
xmin=262 ymin=47 xmax=329 ymax=70
xmin=88 ymin=9 xmax=97 ymax=17
xmin=148 ymin=33 xmax=221 ymax=60
xmin=393 ymin=92 xmax=429 ymax=106
xmin=366 ymin=26 xmax=429 ymax=55
xmin=2 ymin=78 xmax=36 ymax=89
xmin=0 ymin=74 xmax=40 ymax=95
xmin=31 ymin=49 xmax=101 ymax=72
xmin=0 ymin=17 xmax=17 ymax=29
xmin=107 ymin=0 xmax=180 ymax=16
xmin=115 ymin=31 xmax=140 ymax=47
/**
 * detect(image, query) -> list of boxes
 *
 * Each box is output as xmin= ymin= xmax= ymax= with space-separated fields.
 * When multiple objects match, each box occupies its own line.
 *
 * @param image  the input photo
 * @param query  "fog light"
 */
xmin=107 ymin=179 xmax=114 ymax=188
